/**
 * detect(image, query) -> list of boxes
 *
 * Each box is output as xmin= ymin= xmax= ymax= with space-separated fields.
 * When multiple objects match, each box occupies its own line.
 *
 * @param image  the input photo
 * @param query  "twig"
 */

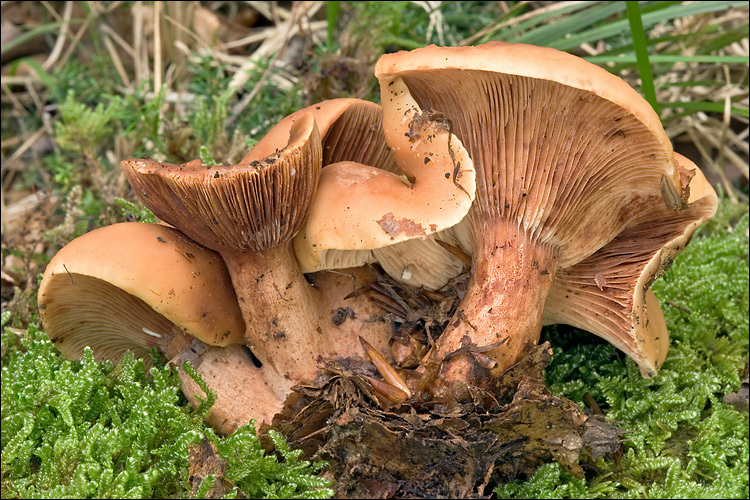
xmin=0 ymin=122 xmax=53 ymax=176
xmin=100 ymin=22 xmax=136 ymax=60
xmin=687 ymin=128 xmax=738 ymax=204
xmin=227 ymin=3 xmax=317 ymax=125
xmin=153 ymin=2 xmax=163 ymax=92
xmin=460 ymin=1 xmax=588 ymax=46
xmin=103 ymin=32 xmax=131 ymax=87
xmin=57 ymin=4 xmax=97 ymax=71
xmin=133 ymin=1 xmax=144 ymax=84
xmin=42 ymin=0 xmax=73 ymax=70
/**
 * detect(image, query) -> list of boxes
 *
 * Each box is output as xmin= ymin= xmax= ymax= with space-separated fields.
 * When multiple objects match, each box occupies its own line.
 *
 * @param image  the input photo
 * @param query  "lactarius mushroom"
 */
xmin=122 ymin=112 xmax=403 ymax=399
xmin=38 ymin=222 xmax=283 ymax=431
xmin=244 ymin=97 xmax=475 ymax=291
xmin=543 ymin=153 xmax=718 ymax=376
xmin=375 ymin=42 xmax=718 ymax=384
xmin=288 ymin=89 xmax=476 ymax=291
xmin=242 ymin=98 xmax=399 ymax=174
xmin=122 ymin=114 xmax=327 ymax=397
xmin=38 ymin=222 xmax=244 ymax=361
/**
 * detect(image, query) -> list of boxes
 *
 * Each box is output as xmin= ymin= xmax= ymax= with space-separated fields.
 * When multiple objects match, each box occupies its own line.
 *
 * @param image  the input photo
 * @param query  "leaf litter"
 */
xmin=262 ymin=268 xmax=624 ymax=499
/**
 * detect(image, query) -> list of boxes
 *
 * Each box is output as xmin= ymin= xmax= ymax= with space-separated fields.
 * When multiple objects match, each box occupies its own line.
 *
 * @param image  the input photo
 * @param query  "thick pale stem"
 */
xmin=437 ymin=219 xmax=558 ymax=385
xmin=221 ymin=244 xmax=332 ymax=395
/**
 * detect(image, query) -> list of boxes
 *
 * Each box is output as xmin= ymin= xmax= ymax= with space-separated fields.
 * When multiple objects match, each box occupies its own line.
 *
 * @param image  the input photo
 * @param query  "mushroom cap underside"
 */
xmin=122 ymin=113 xmax=321 ymax=253
xmin=242 ymin=98 xmax=399 ymax=173
xmin=38 ymin=222 xmax=245 ymax=363
xmin=543 ymin=155 xmax=718 ymax=376
xmin=375 ymin=42 xmax=686 ymax=269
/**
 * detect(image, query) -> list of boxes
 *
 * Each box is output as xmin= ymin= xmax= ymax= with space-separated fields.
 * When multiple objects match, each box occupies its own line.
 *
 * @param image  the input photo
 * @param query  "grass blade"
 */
xmin=661 ymin=101 xmax=750 ymax=119
xmin=626 ymin=1 xmax=659 ymax=114
xmin=0 ymin=20 xmax=83 ymax=56
xmin=548 ymin=1 xmax=747 ymax=52
xmin=327 ymin=1 xmax=341 ymax=50
xmin=585 ymin=55 xmax=749 ymax=64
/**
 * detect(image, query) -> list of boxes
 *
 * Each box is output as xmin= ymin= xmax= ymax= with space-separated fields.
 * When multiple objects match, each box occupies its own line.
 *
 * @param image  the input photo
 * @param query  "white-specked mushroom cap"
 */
xmin=38 ymin=222 xmax=245 ymax=364
xmin=293 ymin=76 xmax=476 ymax=284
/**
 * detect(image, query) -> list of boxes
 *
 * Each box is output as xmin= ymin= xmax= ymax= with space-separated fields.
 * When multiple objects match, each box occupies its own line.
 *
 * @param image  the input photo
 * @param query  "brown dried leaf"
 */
xmin=723 ymin=373 xmax=749 ymax=412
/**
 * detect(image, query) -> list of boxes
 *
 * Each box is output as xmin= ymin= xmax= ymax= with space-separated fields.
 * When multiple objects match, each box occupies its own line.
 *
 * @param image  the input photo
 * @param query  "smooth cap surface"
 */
xmin=38 ymin=223 xmax=245 ymax=363
xmin=293 ymin=76 xmax=475 ymax=276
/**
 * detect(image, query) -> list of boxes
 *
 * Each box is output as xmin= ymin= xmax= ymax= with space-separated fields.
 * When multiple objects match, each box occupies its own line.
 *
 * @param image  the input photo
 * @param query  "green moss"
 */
xmin=498 ymin=201 xmax=749 ymax=498
xmin=54 ymin=91 xmax=120 ymax=157
xmin=0 ymin=312 xmax=333 ymax=499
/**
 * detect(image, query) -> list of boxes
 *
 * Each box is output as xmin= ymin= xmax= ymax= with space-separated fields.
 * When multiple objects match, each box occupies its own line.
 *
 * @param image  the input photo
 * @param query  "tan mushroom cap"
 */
xmin=293 ymin=76 xmax=476 ymax=283
xmin=238 ymin=97 xmax=473 ymax=290
xmin=243 ymin=98 xmax=399 ymax=174
xmin=38 ymin=223 xmax=245 ymax=364
xmin=122 ymin=113 xmax=320 ymax=253
xmin=544 ymin=154 xmax=718 ymax=376
xmin=375 ymin=41 xmax=682 ymax=268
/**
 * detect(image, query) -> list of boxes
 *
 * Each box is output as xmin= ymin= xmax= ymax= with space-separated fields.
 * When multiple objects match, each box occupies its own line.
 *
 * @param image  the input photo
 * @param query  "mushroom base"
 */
xmin=307 ymin=267 xmax=393 ymax=358
xmin=222 ymin=248 xmax=396 ymax=398
xmin=436 ymin=219 xmax=558 ymax=387
xmin=176 ymin=343 xmax=283 ymax=434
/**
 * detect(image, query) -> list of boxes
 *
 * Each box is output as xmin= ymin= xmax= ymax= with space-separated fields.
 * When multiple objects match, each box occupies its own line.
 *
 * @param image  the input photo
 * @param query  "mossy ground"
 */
xmin=3 ymin=204 xmax=746 ymax=498
xmin=0 ymin=313 xmax=334 ymax=499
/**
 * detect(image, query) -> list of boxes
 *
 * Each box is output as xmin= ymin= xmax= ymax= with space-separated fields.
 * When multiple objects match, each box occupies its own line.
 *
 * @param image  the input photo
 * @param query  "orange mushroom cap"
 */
xmin=38 ymin=222 xmax=245 ymax=364
xmin=293 ymin=78 xmax=475 ymax=290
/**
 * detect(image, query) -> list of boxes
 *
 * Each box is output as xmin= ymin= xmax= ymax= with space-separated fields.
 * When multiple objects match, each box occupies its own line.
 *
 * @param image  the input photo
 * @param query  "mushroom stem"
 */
xmin=436 ymin=216 xmax=558 ymax=385
xmin=221 ymin=244 xmax=330 ymax=394
xmin=177 ymin=343 xmax=284 ymax=434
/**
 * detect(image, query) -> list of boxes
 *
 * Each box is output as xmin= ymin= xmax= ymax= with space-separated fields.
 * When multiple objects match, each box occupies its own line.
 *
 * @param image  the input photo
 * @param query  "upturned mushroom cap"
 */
xmin=293 ymin=77 xmax=476 ymax=287
xmin=242 ymin=98 xmax=399 ymax=174
xmin=38 ymin=222 xmax=245 ymax=364
xmin=122 ymin=113 xmax=321 ymax=253
xmin=375 ymin=42 xmax=718 ymax=379
xmin=543 ymin=153 xmax=718 ymax=376
xmin=237 ymin=97 xmax=473 ymax=290
xmin=122 ymin=111 xmax=395 ymax=392
xmin=375 ymin=41 xmax=682 ymax=267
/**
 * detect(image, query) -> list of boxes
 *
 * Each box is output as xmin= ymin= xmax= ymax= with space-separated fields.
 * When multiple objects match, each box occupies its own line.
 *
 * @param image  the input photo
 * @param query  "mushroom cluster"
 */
xmin=39 ymin=42 xmax=716 ymax=434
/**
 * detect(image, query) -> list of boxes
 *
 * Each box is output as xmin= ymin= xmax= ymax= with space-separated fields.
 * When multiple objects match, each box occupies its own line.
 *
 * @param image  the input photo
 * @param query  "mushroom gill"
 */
xmin=374 ymin=42 xmax=718 ymax=386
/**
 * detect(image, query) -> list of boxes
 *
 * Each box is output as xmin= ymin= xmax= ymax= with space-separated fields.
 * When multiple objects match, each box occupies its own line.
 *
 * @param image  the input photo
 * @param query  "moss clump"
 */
xmin=0 ymin=312 xmax=334 ymax=499
xmin=497 ymin=203 xmax=749 ymax=499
